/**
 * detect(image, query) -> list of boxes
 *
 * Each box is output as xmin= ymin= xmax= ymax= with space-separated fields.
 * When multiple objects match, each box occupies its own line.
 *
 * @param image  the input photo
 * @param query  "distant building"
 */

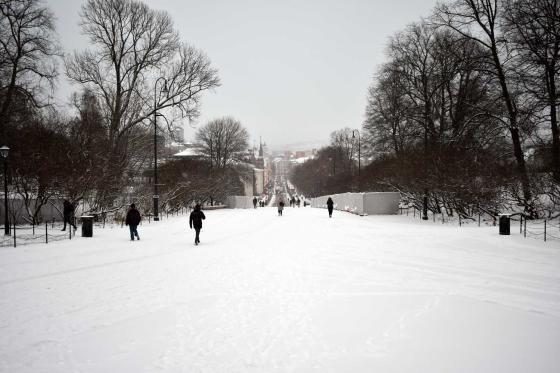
xmin=172 ymin=127 xmax=185 ymax=143
xmin=253 ymin=168 xmax=265 ymax=195
xmin=173 ymin=142 xmax=203 ymax=159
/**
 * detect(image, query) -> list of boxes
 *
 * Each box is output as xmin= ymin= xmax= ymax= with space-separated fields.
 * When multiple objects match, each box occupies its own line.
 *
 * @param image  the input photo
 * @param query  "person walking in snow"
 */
xmin=61 ymin=200 xmax=77 ymax=231
xmin=278 ymin=200 xmax=285 ymax=216
xmin=125 ymin=203 xmax=141 ymax=241
xmin=326 ymin=197 xmax=334 ymax=218
xmin=189 ymin=203 xmax=206 ymax=245
xmin=296 ymin=197 xmax=300 ymax=208
xmin=253 ymin=196 xmax=258 ymax=209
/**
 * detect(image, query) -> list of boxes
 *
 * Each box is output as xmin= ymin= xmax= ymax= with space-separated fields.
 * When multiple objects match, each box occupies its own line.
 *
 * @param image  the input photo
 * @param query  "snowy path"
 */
xmin=0 ymin=207 xmax=559 ymax=372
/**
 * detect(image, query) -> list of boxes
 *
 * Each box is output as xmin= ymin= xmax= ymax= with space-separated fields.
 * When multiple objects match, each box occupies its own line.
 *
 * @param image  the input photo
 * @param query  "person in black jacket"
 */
xmin=125 ymin=203 xmax=141 ymax=241
xmin=326 ymin=197 xmax=334 ymax=218
xmin=253 ymin=196 xmax=258 ymax=209
xmin=278 ymin=200 xmax=285 ymax=216
xmin=61 ymin=200 xmax=77 ymax=231
xmin=189 ymin=204 xmax=206 ymax=245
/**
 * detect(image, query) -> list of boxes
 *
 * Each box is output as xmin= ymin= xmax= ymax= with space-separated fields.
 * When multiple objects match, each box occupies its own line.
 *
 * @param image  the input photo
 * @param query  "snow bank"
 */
xmin=0 ymin=208 xmax=558 ymax=372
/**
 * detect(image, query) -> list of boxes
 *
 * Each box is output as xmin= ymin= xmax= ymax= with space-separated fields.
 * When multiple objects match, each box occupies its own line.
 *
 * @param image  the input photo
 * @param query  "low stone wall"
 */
xmin=311 ymin=192 xmax=400 ymax=215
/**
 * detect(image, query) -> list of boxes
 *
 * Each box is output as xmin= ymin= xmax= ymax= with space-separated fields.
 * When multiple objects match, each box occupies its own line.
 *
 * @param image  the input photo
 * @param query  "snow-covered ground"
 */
xmin=0 ymin=207 xmax=559 ymax=373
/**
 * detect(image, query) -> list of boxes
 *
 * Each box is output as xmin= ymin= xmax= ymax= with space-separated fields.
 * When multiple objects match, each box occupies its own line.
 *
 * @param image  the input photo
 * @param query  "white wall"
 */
xmin=254 ymin=169 xmax=264 ymax=195
xmin=226 ymin=196 xmax=255 ymax=209
xmin=364 ymin=193 xmax=401 ymax=215
xmin=311 ymin=192 xmax=400 ymax=215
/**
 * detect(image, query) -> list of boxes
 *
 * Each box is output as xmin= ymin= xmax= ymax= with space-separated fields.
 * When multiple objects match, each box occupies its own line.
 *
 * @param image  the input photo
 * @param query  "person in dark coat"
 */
xmin=253 ymin=196 xmax=258 ymax=209
xmin=61 ymin=200 xmax=77 ymax=231
xmin=296 ymin=197 xmax=301 ymax=207
xmin=125 ymin=203 xmax=141 ymax=241
xmin=189 ymin=203 xmax=206 ymax=245
xmin=278 ymin=200 xmax=285 ymax=216
xmin=326 ymin=197 xmax=334 ymax=218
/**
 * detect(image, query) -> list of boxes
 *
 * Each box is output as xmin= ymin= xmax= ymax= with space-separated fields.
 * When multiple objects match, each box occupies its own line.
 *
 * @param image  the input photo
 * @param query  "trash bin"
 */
xmin=499 ymin=214 xmax=510 ymax=235
xmin=81 ymin=215 xmax=93 ymax=237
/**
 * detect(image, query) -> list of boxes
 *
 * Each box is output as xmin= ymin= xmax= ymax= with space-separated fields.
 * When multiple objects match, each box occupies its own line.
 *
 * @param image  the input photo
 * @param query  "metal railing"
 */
xmin=399 ymin=206 xmax=559 ymax=243
xmin=0 ymin=206 xmax=195 ymax=248
xmin=0 ymin=220 xmax=77 ymax=248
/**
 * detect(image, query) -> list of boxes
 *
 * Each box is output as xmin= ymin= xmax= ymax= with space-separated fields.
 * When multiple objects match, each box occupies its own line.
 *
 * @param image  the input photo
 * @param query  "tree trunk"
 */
xmin=0 ymin=64 xmax=19 ymax=141
xmin=548 ymin=67 xmax=559 ymax=182
xmin=491 ymin=43 xmax=532 ymax=207
xmin=510 ymin=127 xmax=532 ymax=210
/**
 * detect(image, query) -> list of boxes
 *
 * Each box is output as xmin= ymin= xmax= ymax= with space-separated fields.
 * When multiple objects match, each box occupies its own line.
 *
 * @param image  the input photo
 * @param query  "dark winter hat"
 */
xmin=130 ymin=203 xmax=136 ymax=209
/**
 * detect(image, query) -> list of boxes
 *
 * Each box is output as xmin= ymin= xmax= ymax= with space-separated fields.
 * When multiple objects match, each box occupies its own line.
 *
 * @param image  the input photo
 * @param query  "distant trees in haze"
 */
xmin=291 ymin=132 xmax=361 ymax=197
xmin=195 ymin=117 xmax=250 ymax=169
xmin=156 ymin=158 xmax=245 ymax=210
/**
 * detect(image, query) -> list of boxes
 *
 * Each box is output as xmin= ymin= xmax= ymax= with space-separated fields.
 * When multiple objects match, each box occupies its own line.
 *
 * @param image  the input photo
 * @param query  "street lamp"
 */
xmin=153 ymin=77 xmax=169 ymax=221
xmin=422 ymin=126 xmax=429 ymax=220
xmin=352 ymin=129 xmax=361 ymax=189
xmin=1 ymin=146 xmax=10 ymax=235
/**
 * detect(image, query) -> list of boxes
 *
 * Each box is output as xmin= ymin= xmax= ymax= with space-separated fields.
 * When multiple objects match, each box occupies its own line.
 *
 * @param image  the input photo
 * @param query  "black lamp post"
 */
xmin=422 ymin=126 xmax=429 ymax=220
xmin=153 ymin=77 xmax=168 ymax=222
xmin=1 ymin=146 xmax=10 ymax=235
xmin=352 ymin=129 xmax=361 ymax=189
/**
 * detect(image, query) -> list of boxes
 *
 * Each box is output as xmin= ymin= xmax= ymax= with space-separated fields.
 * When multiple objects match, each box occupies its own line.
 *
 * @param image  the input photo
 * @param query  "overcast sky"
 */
xmin=47 ymin=0 xmax=439 ymax=150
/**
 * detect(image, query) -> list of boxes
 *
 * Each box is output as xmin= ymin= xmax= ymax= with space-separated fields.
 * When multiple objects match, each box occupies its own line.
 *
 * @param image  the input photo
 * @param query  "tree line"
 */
xmin=292 ymin=0 xmax=560 ymax=219
xmin=0 ymin=0 xmax=250 ymax=224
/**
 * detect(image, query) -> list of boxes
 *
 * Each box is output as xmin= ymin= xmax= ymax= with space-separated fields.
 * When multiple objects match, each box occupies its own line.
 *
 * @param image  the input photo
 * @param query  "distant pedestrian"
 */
xmin=125 ymin=203 xmax=141 ymax=240
xmin=296 ymin=197 xmax=300 ymax=207
xmin=61 ymin=200 xmax=77 ymax=231
xmin=291 ymin=196 xmax=295 ymax=207
xmin=189 ymin=203 xmax=206 ymax=245
xmin=253 ymin=196 xmax=258 ymax=209
xmin=278 ymin=200 xmax=285 ymax=216
xmin=326 ymin=197 xmax=334 ymax=218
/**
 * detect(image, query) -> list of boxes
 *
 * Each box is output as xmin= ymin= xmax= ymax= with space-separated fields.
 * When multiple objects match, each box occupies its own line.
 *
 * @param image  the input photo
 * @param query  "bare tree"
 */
xmin=62 ymin=90 xmax=109 ymax=206
xmin=503 ymin=0 xmax=560 ymax=182
xmin=65 ymin=0 xmax=220 ymax=206
xmin=0 ymin=0 xmax=59 ymax=140
xmin=330 ymin=128 xmax=359 ymax=174
xmin=435 ymin=0 xmax=535 ymax=214
xmin=364 ymin=62 xmax=418 ymax=156
xmin=195 ymin=117 xmax=249 ymax=169
xmin=9 ymin=116 xmax=69 ymax=224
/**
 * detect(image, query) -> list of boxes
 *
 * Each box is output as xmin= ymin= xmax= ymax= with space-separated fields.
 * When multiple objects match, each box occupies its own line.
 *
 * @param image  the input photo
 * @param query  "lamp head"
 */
xmin=0 ymin=146 xmax=9 ymax=158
